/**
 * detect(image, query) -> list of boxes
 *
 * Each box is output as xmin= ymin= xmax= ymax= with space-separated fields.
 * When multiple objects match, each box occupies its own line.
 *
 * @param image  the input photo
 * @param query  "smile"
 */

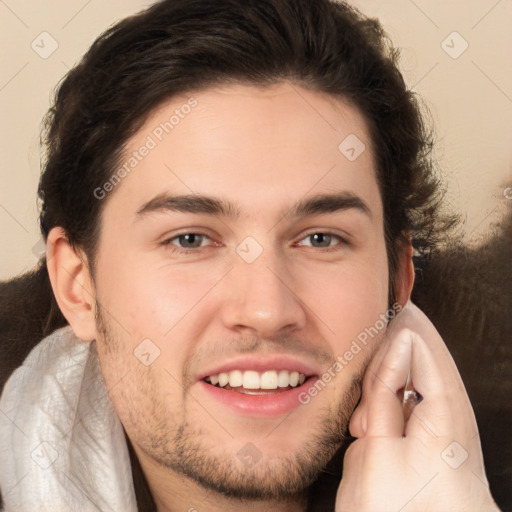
xmin=204 ymin=369 xmax=306 ymax=393
xmin=198 ymin=357 xmax=319 ymax=417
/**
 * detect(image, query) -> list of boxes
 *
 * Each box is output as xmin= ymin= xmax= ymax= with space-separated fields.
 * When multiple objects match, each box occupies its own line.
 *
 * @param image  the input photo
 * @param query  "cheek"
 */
xmin=95 ymin=246 xmax=219 ymax=339
xmin=129 ymin=268 xmax=226 ymax=338
xmin=303 ymin=262 xmax=390 ymax=406
xmin=296 ymin=253 xmax=389 ymax=345
xmin=96 ymin=341 xmax=186 ymax=448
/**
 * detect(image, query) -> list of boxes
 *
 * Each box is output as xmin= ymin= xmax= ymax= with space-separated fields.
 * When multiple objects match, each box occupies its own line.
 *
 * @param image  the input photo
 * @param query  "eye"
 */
xmin=297 ymin=232 xmax=345 ymax=248
xmin=165 ymin=233 xmax=212 ymax=249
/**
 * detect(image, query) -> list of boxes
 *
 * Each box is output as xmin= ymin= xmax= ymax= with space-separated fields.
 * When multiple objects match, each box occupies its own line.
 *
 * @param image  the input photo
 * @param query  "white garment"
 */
xmin=0 ymin=326 xmax=137 ymax=511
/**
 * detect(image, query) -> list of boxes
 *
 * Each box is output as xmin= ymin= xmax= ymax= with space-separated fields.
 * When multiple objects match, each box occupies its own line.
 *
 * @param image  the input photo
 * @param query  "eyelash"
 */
xmin=162 ymin=230 xmax=348 ymax=254
xmin=295 ymin=231 xmax=348 ymax=251
xmin=162 ymin=232 xmax=217 ymax=254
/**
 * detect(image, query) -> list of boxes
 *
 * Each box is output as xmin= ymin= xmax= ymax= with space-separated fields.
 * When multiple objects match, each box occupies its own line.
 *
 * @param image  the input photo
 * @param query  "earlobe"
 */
xmin=46 ymin=227 xmax=97 ymax=342
xmin=394 ymin=233 xmax=415 ymax=308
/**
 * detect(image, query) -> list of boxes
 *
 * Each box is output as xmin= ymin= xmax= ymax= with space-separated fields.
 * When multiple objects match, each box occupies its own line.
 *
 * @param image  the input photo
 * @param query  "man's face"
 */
xmin=91 ymin=82 xmax=390 ymax=499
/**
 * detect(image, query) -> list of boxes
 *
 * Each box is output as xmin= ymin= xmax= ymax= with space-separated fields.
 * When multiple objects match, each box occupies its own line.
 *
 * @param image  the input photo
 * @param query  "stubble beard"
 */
xmin=95 ymin=305 xmax=365 ymax=503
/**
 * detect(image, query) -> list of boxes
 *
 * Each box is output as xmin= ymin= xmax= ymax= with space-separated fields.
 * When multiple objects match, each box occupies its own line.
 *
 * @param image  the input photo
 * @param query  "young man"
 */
xmin=0 ymin=0 xmax=500 ymax=510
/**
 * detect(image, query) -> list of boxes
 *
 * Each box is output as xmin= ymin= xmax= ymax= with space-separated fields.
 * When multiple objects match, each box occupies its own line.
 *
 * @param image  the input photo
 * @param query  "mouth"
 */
xmin=197 ymin=358 xmax=319 ymax=417
xmin=204 ymin=369 xmax=308 ymax=394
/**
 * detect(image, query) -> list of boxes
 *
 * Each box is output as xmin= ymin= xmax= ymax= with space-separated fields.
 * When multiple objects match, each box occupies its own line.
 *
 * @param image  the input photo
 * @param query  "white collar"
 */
xmin=0 ymin=326 xmax=137 ymax=511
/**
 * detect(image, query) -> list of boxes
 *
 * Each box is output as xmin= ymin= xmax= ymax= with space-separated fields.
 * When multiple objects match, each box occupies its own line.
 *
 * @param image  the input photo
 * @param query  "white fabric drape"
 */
xmin=0 ymin=326 xmax=137 ymax=511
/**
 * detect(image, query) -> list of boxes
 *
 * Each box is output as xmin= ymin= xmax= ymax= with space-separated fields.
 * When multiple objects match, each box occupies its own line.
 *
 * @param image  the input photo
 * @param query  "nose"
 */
xmin=219 ymin=249 xmax=307 ymax=338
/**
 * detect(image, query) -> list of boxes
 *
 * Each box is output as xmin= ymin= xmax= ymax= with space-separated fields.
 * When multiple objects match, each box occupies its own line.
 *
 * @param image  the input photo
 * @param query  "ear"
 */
xmin=46 ymin=227 xmax=97 ymax=342
xmin=394 ymin=231 xmax=415 ymax=308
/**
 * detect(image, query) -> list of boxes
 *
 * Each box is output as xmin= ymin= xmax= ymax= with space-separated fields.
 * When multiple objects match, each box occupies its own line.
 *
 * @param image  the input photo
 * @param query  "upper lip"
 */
xmin=197 ymin=355 xmax=319 ymax=382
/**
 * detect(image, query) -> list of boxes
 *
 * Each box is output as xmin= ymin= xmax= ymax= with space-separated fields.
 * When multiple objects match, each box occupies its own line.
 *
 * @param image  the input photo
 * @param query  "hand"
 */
xmin=335 ymin=301 xmax=499 ymax=512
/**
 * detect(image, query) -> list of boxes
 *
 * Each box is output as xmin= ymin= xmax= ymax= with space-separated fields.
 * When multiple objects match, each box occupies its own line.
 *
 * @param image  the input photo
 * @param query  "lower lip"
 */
xmin=197 ymin=378 xmax=316 ymax=418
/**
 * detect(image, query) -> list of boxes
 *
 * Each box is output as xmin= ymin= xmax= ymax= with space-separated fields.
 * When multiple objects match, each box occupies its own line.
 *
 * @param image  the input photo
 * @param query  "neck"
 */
xmin=134 ymin=445 xmax=308 ymax=512
xmin=156 ymin=492 xmax=307 ymax=512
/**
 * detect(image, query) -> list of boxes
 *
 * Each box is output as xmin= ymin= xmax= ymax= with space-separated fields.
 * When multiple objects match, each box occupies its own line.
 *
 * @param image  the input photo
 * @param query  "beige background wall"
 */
xmin=1 ymin=0 xmax=511 ymax=281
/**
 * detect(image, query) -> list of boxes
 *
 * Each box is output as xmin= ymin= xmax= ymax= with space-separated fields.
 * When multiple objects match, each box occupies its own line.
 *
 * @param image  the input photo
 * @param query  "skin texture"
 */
xmin=47 ymin=82 xmax=414 ymax=511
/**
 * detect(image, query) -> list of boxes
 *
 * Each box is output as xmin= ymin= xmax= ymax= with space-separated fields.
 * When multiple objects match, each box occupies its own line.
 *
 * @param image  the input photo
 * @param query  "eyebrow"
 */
xmin=287 ymin=192 xmax=372 ymax=220
xmin=136 ymin=193 xmax=241 ymax=219
xmin=135 ymin=192 xmax=372 ymax=221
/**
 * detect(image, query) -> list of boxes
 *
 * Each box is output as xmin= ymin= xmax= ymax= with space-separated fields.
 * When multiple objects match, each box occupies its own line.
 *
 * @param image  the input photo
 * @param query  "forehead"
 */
xmin=101 ymin=82 xmax=381 ymax=222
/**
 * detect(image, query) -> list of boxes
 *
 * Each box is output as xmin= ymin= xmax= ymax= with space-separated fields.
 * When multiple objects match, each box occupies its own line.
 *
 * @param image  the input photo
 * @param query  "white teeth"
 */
xmin=218 ymin=372 xmax=229 ymax=387
xmin=242 ymin=371 xmax=260 ymax=389
xmin=228 ymin=370 xmax=243 ymax=387
xmin=289 ymin=371 xmax=299 ymax=387
xmin=205 ymin=369 xmax=307 ymax=390
xmin=260 ymin=371 xmax=278 ymax=389
xmin=277 ymin=370 xmax=289 ymax=388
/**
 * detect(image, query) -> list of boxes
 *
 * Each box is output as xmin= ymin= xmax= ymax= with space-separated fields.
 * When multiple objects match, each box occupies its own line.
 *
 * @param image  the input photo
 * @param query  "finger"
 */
xmin=349 ymin=323 xmax=394 ymax=437
xmin=357 ymin=326 xmax=413 ymax=438
xmin=393 ymin=302 xmax=475 ymax=438
xmin=388 ymin=302 xmax=463 ymax=392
